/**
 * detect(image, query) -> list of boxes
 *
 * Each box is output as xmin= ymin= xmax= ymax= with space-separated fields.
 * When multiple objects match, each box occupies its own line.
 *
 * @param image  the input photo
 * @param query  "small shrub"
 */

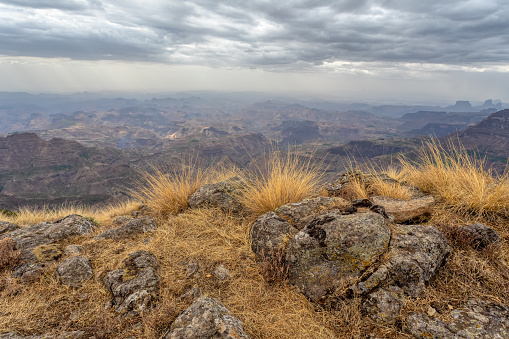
xmin=0 ymin=238 xmax=22 ymax=271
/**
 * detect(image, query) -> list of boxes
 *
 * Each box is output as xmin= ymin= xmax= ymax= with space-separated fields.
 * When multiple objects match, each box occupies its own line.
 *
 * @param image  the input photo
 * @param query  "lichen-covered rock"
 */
xmin=456 ymin=223 xmax=501 ymax=250
xmin=362 ymin=287 xmax=405 ymax=324
xmin=370 ymin=196 xmax=434 ymax=223
xmin=285 ymin=212 xmax=391 ymax=302
xmin=54 ymin=256 xmax=93 ymax=287
xmin=0 ymin=215 xmax=94 ymax=253
xmin=95 ymin=216 xmax=157 ymax=240
xmin=164 ymin=297 xmax=251 ymax=339
xmin=188 ymin=177 xmax=246 ymax=213
xmin=103 ymin=250 xmax=160 ymax=314
xmin=0 ymin=221 xmax=19 ymax=235
xmin=351 ymin=224 xmax=452 ymax=297
xmin=250 ymin=212 xmax=298 ymax=260
xmin=406 ymin=300 xmax=509 ymax=339
xmin=275 ymin=196 xmax=349 ymax=230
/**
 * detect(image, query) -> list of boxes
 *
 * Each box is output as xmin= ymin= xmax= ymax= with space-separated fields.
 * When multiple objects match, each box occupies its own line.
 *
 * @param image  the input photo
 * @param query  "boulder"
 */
xmin=188 ymin=177 xmax=246 ymax=213
xmin=456 ymin=223 xmax=501 ymax=250
xmin=406 ymin=300 xmax=509 ymax=338
xmin=351 ymin=224 xmax=452 ymax=297
xmin=285 ymin=212 xmax=391 ymax=302
xmin=54 ymin=256 xmax=93 ymax=287
xmin=95 ymin=216 xmax=157 ymax=240
xmin=164 ymin=297 xmax=251 ymax=339
xmin=250 ymin=212 xmax=298 ymax=260
xmin=275 ymin=196 xmax=349 ymax=230
xmin=370 ymin=196 xmax=434 ymax=223
xmin=103 ymin=250 xmax=160 ymax=314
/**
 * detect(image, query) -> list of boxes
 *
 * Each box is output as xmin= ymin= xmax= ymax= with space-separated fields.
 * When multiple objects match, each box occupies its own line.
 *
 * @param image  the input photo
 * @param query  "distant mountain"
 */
xmin=449 ymin=109 xmax=509 ymax=165
xmin=0 ymin=133 xmax=134 ymax=209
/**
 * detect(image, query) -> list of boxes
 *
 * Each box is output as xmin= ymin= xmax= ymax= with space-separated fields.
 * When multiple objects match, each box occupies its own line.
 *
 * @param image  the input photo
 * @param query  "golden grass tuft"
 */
xmin=240 ymin=151 xmax=324 ymax=215
xmin=397 ymin=138 xmax=509 ymax=221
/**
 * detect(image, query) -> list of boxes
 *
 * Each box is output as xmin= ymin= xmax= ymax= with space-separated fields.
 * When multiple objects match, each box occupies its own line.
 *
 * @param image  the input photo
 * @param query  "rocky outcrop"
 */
xmin=456 ymin=223 xmax=500 ymax=250
xmin=0 ymin=221 xmax=19 ymax=235
xmin=164 ymin=297 xmax=251 ymax=339
xmin=286 ymin=212 xmax=391 ymax=302
xmin=53 ymin=256 xmax=93 ymax=287
xmin=370 ymin=195 xmax=434 ymax=223
xmin=0 ymin=215 xmax=95 ymax=281
xmin=406 ymin=300 xmax=509 ymax=339
xmin=103 ymin=250 xmax=160 ymax=314
xmin=188 ymin=177 xmax=246 ymax=213
xmin=95 ymin=216 xmax=157 ymax=240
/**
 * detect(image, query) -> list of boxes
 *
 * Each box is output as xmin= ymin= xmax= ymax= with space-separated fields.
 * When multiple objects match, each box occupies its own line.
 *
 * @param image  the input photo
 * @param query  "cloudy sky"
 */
xmin=1 ymin=0 xmax=508 ymax=103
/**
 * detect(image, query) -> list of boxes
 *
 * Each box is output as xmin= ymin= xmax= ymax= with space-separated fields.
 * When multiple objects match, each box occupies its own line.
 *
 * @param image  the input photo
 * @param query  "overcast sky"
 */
xmin=1 ymin=0 xmax=508 ymax=103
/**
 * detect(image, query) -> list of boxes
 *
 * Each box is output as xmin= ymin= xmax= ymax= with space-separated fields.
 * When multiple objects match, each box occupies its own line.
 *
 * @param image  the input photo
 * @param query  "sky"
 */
xmin=1 ymin=0 xmax=509 ymax=103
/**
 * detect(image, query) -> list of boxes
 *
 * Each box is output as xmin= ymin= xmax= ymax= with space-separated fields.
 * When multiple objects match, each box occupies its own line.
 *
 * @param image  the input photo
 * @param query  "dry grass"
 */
xmin=240 ymin=151 xmax=324 ymax=215
xmin=0 ymin=238 xmax=22 ymax=272
xmin=396 ymin=138 xmax=509 ymax=222
xmin=0 ymin=200 xmax=140 ymax=226
xmin=338 ymin=171 xmax=413 ymax=201
xmin=130 ymin=159 xmax=236 ymax=217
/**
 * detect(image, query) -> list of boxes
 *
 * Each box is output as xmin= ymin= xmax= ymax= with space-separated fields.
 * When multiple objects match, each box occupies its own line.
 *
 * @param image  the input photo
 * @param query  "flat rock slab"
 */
xmin=0 ymin=221 xmax=19 ymax=235
xmin=370 ymin=196 xmax=434 ymax=223
xmin=406 ymin=299 xmax=509 ymax=339
xmin=286 ymin=212 xmax=391 ymax=302
xmin=164 ymin=297 xmax=251 ymax=339
xmin=95 ymin=216 xmax=157 ymax=240
xmin=0 ymin=215 xmax=95 ymax=256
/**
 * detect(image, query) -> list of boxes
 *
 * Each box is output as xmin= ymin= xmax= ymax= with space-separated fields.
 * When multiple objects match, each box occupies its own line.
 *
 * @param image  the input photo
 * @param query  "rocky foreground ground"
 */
xmin=0 ymin=172 xmax=508 ymax=338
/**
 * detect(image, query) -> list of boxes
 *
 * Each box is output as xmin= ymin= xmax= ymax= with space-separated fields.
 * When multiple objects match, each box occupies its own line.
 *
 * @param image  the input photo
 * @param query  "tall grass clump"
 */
xmin=240 ymin=151 xmax=324 ymax=215
xmin=398 ymin=138 xmax=509 ymax=220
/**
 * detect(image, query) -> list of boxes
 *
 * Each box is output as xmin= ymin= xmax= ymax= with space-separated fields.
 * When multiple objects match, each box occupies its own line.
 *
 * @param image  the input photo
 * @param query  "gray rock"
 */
xmin=95 ymin=216 xmax=157 ymax=240
xmin=103 ymin=250 xmax=160 ymax=314
xmin=0 ymin=215 xmax=94 ymax=256
xmin=275 ymin=196 xmax=349 ymax=230
xmin=362 ymin=287 xmax=405 ymax=324
xmin=456 ymin=223 xmax=501 ymax=250
xmin=179 ymin=286 xmax=202 ymax=302
xmin=285 ymin=212 xmax=391 ymax=302
xmin=370 ymin=195 xmax=434 ymax=223
xmin=54 ymin=256 xmax=93 ymax=287
xmin=213 ymin=265 xmax=230 ymax=280
xmin=113 ymin=216 xmax=132 ymax=224
xmin=351 ymin=224 xmax=452 ymax=298
xmin=187 ymin=262 xmax=200 ymax=277
xmin=249 ymin=212 xmax=298 ymax=260
xmin=164 ymin=297 xmax=251 ymax=339
xmin=0 ymin=221 xmax=19 ymax=235
xmin=188 ymin=177 xmax=246 ymax=213
xmin=406 ymin=299 xmax=509 ymax=338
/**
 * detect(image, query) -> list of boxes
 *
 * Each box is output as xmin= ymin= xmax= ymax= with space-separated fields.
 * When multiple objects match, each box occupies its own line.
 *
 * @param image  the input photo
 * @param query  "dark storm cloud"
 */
xmin=1 ymin=0 xmax=508 ymax=68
